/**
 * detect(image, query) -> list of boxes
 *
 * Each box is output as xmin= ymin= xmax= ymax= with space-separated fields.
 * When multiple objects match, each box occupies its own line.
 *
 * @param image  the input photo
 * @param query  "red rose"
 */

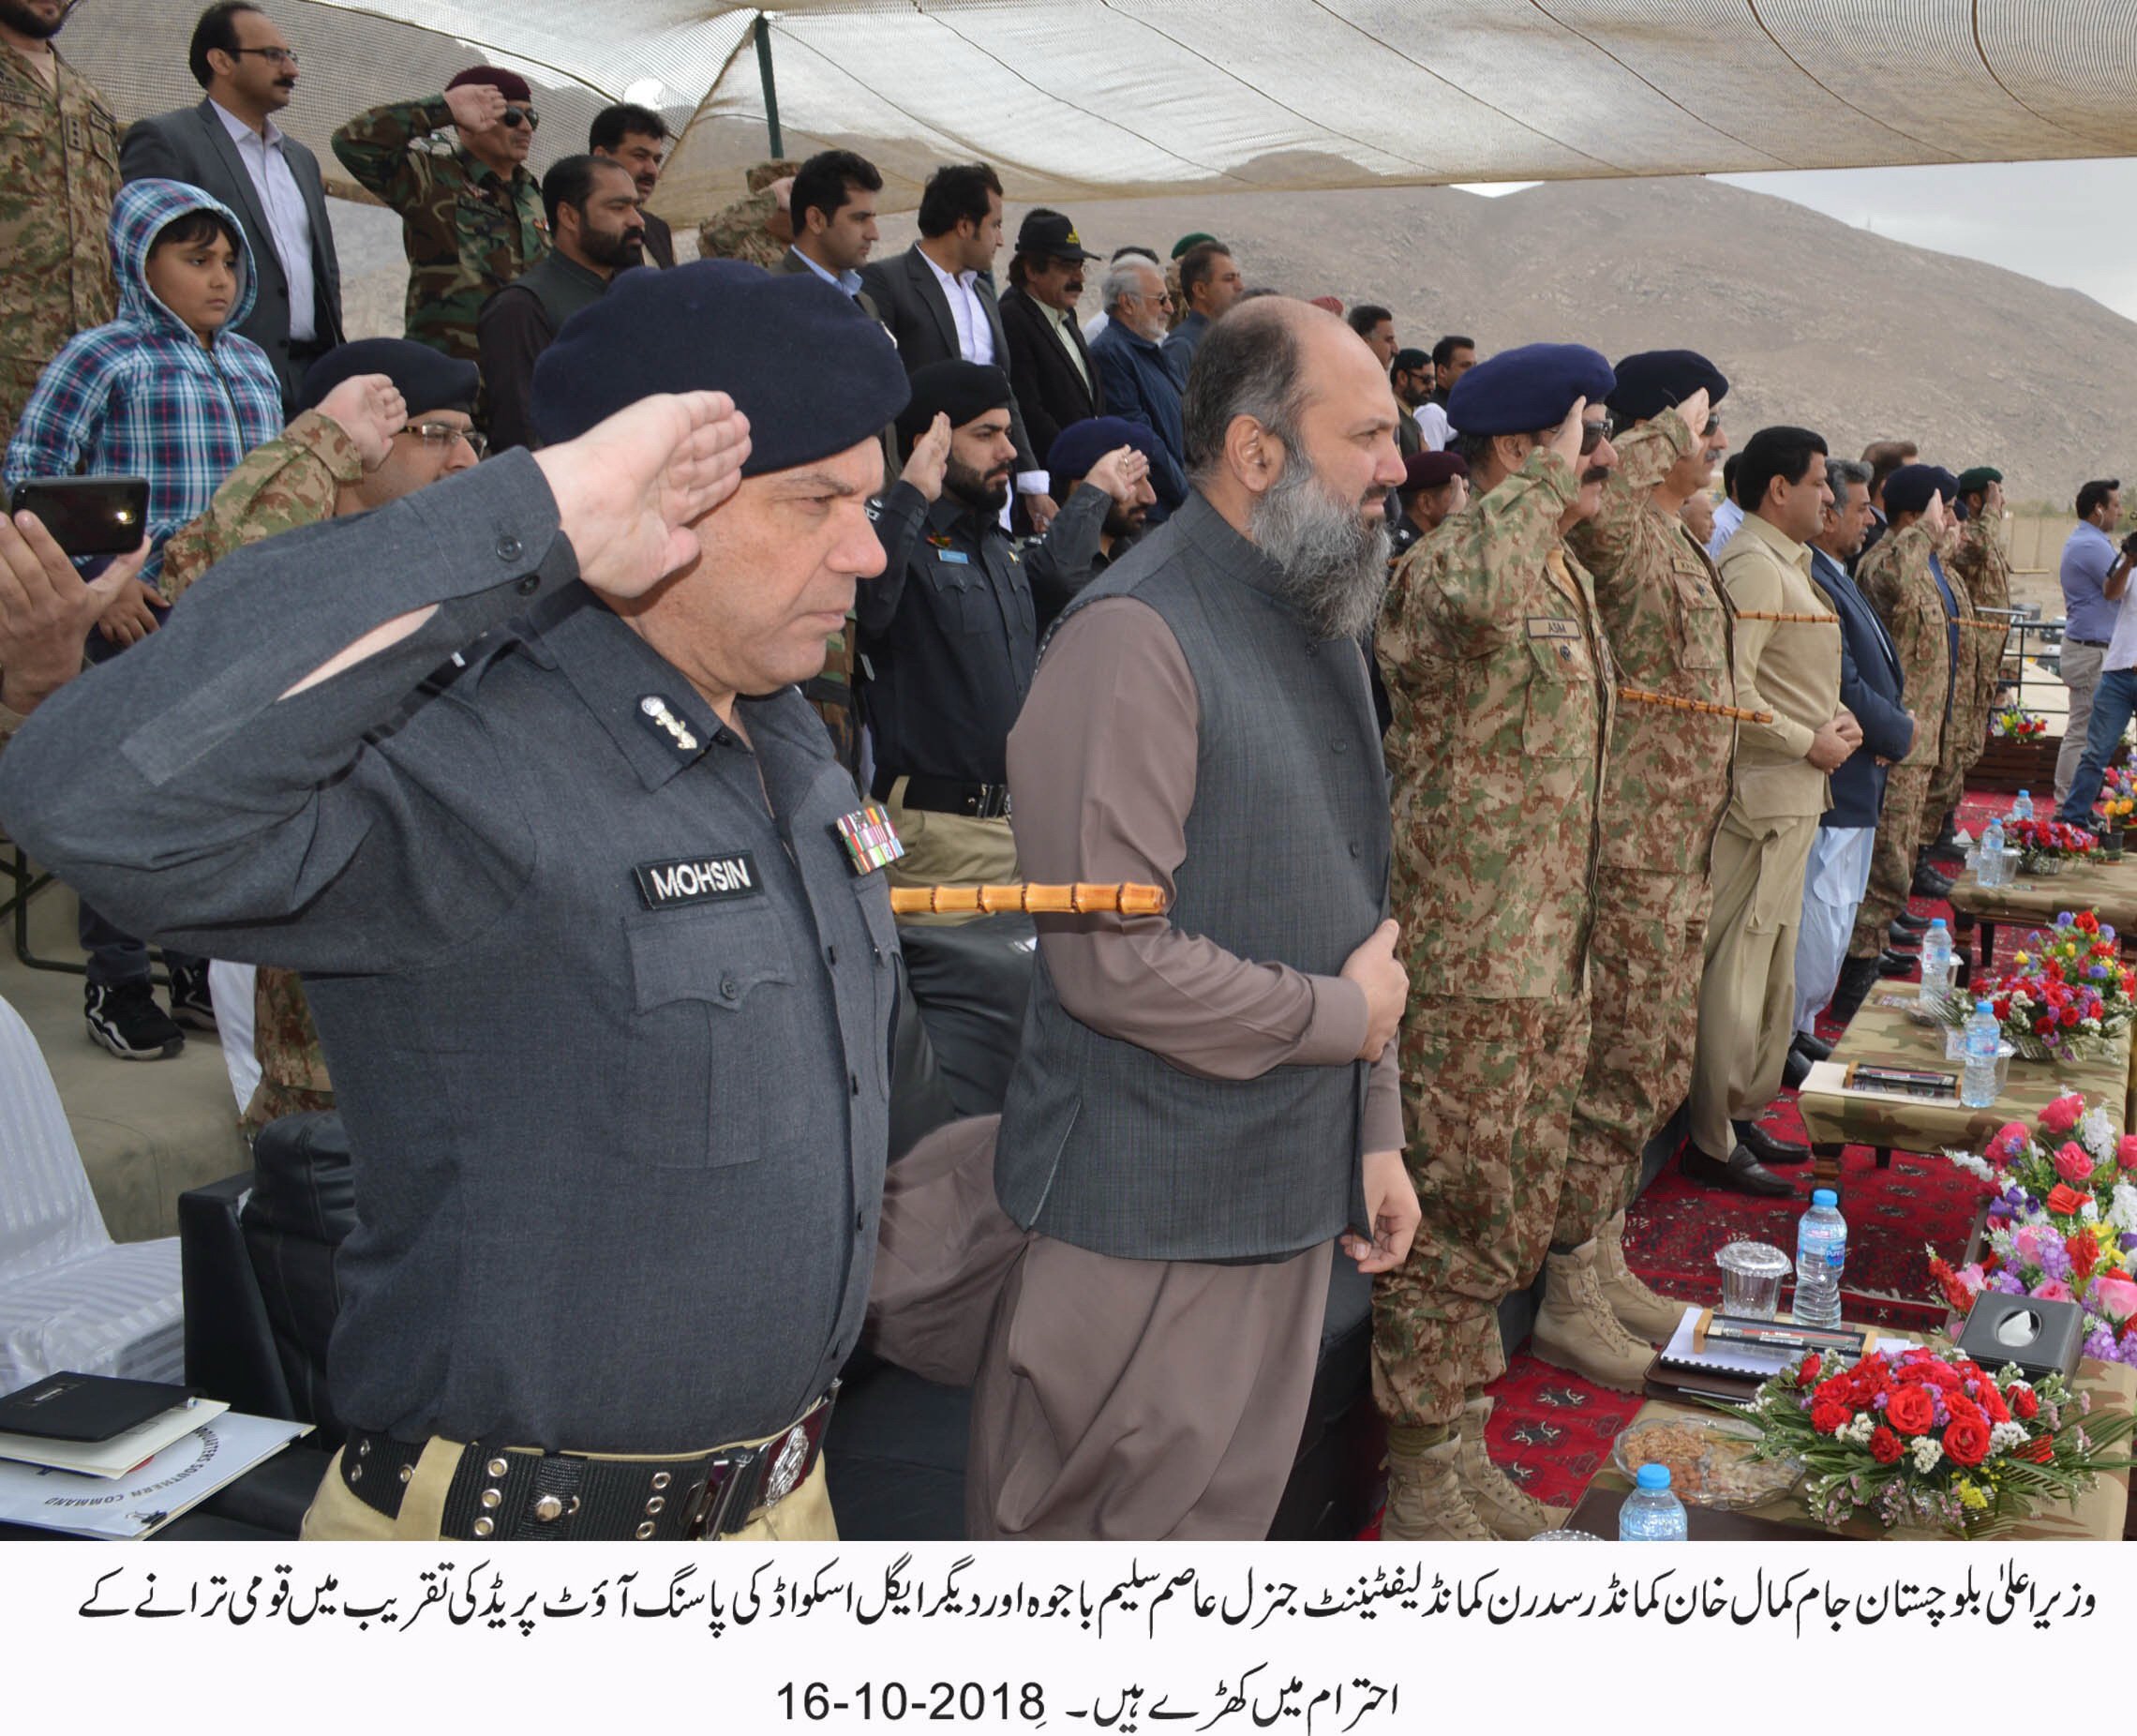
xmin=2063 ymin=1007 xmax=2082 ymax=1028
xmin=1797 ymin=1353 xmax=1822 ymax=1387
xmin=1810 ymin=1399 xmax=1849 ymax=1435
xmin=2011 ymin=1385 xmax=2040 ymax=1420
xmin=1887 ymin=1385 xmax=1937 ymax=1436
xmin=1869 ymin=1426 xmax=1903 ymax=1464
xmin=2079 ymin=911 xmax=2100 ymax=933
xmin=2048 ymin=1184 xmax=2090 ymax=1218
xmin=1981 ymin=1384 xmax=2010 ymax=1424
xmin=1946 ymin=1392 xmax=1986 ymax=1429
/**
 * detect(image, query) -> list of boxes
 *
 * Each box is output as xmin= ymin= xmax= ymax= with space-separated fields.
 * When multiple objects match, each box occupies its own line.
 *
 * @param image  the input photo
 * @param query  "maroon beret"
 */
xmin=446 ymin=66 xmax=534 ymax=104
xmin=1401 ymin=451 xmax=1470 ymax=493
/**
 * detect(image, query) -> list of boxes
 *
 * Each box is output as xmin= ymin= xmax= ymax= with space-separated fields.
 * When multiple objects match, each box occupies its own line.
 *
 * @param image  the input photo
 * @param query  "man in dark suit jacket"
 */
xmin=1798 ymin=456 xmax=1916 ymax=1042
xmin=589 ymin=101 xmax=676 ymax=269
xmin=998 ymin=209 xmax=1104 ymax=473
xmin=119 ymin=3 xmax=342 ymax=412
xmin=859 ymin=162 xmax=1054 ymax=530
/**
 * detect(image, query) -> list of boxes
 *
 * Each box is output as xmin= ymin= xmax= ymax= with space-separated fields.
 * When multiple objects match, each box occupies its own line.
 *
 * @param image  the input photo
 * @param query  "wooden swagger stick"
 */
xmin=1733 ymin=610 xmax=1840 ymax=625
xmin=888 ymin=882 xmax=1169 ymax=917
xmin=1617 ymin=685 xmax=1774 ymax=725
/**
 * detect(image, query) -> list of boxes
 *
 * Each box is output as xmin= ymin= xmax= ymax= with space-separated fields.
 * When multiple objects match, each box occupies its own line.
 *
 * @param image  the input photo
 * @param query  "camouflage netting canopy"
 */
xmin=67 ymin=0 xmax=2137 ymax=231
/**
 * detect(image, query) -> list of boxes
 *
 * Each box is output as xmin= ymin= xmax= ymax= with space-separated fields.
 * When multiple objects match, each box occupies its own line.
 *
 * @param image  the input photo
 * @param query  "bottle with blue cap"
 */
xmin=1960 ymin=998 xmax=2001 ymax=1108
xmin=2012 ymin=789 xmax=2034 ymax=824
xmin=1618 ymin=1462 xmax=1688 ymax=1541
xmin=1794 ymin=1188 xmax=1846 ymax=1328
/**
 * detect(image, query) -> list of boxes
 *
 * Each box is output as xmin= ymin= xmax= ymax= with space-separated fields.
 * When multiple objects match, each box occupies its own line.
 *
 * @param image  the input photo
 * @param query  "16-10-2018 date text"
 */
xmin=778 ymin=1683 xmax=1045 ymax=1723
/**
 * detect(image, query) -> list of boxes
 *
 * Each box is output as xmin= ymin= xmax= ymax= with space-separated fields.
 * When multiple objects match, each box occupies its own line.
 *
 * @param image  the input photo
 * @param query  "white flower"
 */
xmin=2081 ymin=1108 xmax=2118 ymax=1160
xmin=1990 ymin=1421 xmax=2029 ymax=1452
xmin=2082 ymin=1199 xmax=2100 ymax=1223
xmin=1948 ymin=1151 xmax=1997 ymax=1183
xmin=2112 ymin=1183 xmax=2137 ymax=1235
xmin=1910 ymin=1436 xmax=1944 ymax=1474
xmin=1840 ymin=1413 xmax=1878 ymax=1446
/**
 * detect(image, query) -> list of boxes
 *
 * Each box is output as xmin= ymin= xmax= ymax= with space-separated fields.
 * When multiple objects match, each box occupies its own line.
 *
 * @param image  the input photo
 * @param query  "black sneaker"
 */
xmin=166 ymin=961 xmax=217 ymax=1032
xmin=85 ymin=980 xmax=185 ymax=1060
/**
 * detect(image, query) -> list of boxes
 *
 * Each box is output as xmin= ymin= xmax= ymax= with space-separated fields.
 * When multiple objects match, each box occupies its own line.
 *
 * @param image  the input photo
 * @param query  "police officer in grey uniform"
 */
xmin=0 ymin=261 xmax=911 ymax=1542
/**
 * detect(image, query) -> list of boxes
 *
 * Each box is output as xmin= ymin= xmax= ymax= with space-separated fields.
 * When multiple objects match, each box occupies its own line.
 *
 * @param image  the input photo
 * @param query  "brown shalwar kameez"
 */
xmin=941 ymin=596 xmax=1402 ymax=1540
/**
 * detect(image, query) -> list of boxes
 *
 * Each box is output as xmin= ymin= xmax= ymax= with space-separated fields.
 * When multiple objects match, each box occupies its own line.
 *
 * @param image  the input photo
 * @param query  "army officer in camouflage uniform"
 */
xmin=334 ymin=67 xmax=549 ymax=363
xmin=1935 ymin=465 xmax=2013 ymax=839
xmin=0 ymin=0 xmax=119 ymax=448
xmin=1372 ymin=344 xmax=1618 ymax=1543
xmin=1541 ymin=352 xmax=1737 ymax=1385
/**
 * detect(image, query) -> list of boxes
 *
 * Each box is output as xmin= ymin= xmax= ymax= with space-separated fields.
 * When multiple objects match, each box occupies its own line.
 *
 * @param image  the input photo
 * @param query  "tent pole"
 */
xmin=755 ymin=15 xmax=783 ymax=157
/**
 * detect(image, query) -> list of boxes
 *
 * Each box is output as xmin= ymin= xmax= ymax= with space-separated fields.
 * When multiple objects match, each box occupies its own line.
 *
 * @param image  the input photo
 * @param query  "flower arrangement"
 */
xmin=2006 ymin=816 xmax=2098 ymax=875
xmin=1736 ymin=1341 xmax=2133 ymax=1533
xmin=1927 ymin=909 xmax=2136 ymax=1060
xmin=1935 ymin=1091 xmax=2137 ymax=1366
xmin=1991 ymin=706 xmax=2049 ymax=740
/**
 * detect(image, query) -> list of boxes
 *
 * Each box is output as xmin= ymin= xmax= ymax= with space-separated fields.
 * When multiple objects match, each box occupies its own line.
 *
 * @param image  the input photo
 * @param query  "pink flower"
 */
xmin=2040 ymin=1094 xmax=2085 ymax=1134
xmin=2117 ymin=1136 xmax=2137 ymax=1171
xmin=2014 ymin=1225 xmax=2050 ymax=1265
xmin=2094 ymin=1275 xmax=2137 ymax=1323
xmin=1991 ymin=1122 xmax=2033 ymax=1161
xmin=1958 ymin=1263 xmax=1988 ymax=1295
xmin=2031 ymin=1280 xmax=2077 ymax=1303
xmin=2055 ymin=1143 xmax=2097 ymax=1185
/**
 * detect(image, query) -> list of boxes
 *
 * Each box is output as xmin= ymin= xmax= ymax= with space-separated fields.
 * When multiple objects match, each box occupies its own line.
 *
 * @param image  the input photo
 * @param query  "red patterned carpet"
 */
xmin=1420 ymin=791 xmax=2025 ymax=1519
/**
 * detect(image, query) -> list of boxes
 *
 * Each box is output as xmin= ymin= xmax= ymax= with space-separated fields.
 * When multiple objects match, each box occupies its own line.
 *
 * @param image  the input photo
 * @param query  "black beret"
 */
xmin=1401 ymin=451 xmax=1469 ymax=493
xmin=1884 ymin=463 xmax=1959 ymax=517
xmin=529 ymin=260 xmax=907 ymax=465
xmin=298 ymin=338 xmax=478 ymax=417
xmin=1445 ymin=342 xmax=1615 ymax=439
xmin=895 ymin=361 xmax=1011 ymax=444
xmin=1607 ymin=349 xmax=1729 ymax=425
xmin=1392 ymin=347 xmax=1431 ymax=372
xmin=1956 ymin=466 xmax=2003 ymax=494
xmin=1047 ymin=415 xmax=1159 ymax=486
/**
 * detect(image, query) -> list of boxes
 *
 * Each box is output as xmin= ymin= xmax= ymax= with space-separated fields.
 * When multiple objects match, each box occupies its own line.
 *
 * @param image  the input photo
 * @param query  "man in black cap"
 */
xmin=999 ymin=209 xmax=1105 ymax=469
xmin=859 ymin=359 xmax=1133 ymax=918
xmin=1547 ymin=352 xmax=1740 ymax=1368
xmin=1391 ymin=348 xmax=1433 ymax=458
xmin=478 ymin=154 xmax=645 ymax=454
xmin=1038 ymin=414 xmax=1158 ymax=626
xmin=0 ymin=261 xmax=910 ymax=1541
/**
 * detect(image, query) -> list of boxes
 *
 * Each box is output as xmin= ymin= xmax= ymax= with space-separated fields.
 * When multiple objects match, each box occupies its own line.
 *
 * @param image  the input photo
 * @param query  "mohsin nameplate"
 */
xmin=634 ymin=852 xmax=764 ymax=909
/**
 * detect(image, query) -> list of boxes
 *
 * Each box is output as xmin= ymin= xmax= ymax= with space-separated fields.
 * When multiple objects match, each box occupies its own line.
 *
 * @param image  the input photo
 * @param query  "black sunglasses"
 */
xmin=1578 ymin=411 xmax=1617 ymax=455
xmin=501 ymin=106 xmax=540 ymax=130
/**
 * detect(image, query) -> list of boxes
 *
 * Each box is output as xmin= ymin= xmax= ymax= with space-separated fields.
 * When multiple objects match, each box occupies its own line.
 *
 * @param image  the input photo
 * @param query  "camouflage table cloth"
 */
xmin=1948 ymin=855 xmax=2137 ymax=970
xmin=1795 ymin=985 xmax=2132 ymax=1191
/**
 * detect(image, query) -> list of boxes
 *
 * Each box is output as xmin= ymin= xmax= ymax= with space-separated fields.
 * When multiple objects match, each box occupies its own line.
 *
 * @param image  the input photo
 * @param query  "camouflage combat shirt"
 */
xmin=332 ymin=97 xmax=548 ymax=362
xmin=0 ymin=40 xmax=118 ymax=447
xmin=1857 ymin=519 xmax=1950 ymax=768
xmin=1564 ymin=407 xmax=1736 ymax=875
xmin=1379 ymin=445 xmax=1614 ymax=1000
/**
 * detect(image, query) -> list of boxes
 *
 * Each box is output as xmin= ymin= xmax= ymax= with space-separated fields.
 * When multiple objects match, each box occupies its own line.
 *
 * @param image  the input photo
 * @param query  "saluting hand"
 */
xmin=1083 ymin=445 xmax=1147 ymax=506
xmin=532 ymin=390 xmax=751 ymax=601
xmin=0 ymin=512 xmax=149 ymax=713
xmin=1920 ymin=489 xmax=1950 ymax=538
xmin=899 ymin=412 xmax=951 ymax=504
xmin=311 ymin=372 xmax=408 ymax=471
xmin=1547 ymin=396 xmax=1588 ymax=469
xmin=442 ymin=81 xmax=508 ymax=134
xmin=1674 ymin=386 xmax=1711 ymax=443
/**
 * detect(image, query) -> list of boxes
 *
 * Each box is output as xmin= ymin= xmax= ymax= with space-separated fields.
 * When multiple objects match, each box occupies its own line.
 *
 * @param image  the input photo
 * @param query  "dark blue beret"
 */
xmin=1444 ymin=342 xmax=1614 ymax=439
xmin=1607 ymin=349 xmax=1728 ymax=425
xmin=299 ymin=338 xmax=478 ymax=417
xmin=895 ymin=361 xmax=1012 ymax=444
xmin=530 ymin=259 xmax=908 ymax=468
xmin=1884 ymin=463 xmax=1959 ymax=517
xmin=1046 ymin=415 xmax=1159 ymax=486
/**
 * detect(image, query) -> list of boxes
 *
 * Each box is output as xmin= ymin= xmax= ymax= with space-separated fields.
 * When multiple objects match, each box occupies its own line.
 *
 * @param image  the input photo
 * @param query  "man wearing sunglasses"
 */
xmin=1373 ymin=342 xmax=1620 ymax=1540
xmin=334 ymin=66 xmax=549 ymax=364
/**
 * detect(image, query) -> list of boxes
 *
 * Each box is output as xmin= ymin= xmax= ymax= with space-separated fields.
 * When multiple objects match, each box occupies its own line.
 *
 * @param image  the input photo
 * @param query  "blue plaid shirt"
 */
xmin=5 ymin=180 xmax=284 ymax=584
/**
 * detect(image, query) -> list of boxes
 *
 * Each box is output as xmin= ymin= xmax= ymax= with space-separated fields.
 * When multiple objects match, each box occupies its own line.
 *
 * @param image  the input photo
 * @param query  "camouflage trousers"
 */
xmin=1921 ymin=696 xmax=1980 ymax=849
xmin=1371 ymin=992 xmax=1591 ymax=1429
xmin=1557 ymin=866 xmax=1711 ymax=1248
xmin=1852 ymin=760 xmax=1933 ymax=953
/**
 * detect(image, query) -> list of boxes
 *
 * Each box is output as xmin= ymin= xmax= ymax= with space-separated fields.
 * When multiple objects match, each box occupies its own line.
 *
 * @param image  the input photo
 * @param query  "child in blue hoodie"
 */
xmin=5 ymin=179 xmax=286 ymax=1060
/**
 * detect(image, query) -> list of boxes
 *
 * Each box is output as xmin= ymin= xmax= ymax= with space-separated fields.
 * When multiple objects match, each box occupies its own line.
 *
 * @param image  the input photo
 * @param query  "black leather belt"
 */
xmin=2069 ymin=638 xmax=2110 ymax=649
xmin=339 ymin=1388 xmax=835 ymax=1540
xmin=874 ymin=771 xmax=1011 ymax=820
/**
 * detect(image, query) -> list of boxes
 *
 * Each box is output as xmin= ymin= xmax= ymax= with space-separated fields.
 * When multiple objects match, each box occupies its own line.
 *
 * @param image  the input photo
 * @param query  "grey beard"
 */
xmin=1248 ymin=463 xmax=1392 ymax=639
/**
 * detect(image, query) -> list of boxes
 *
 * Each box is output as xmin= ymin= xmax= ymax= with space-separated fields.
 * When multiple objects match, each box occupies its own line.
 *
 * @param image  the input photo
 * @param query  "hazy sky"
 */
xmin=1459 ymin=158 xmax=2137 ymax=323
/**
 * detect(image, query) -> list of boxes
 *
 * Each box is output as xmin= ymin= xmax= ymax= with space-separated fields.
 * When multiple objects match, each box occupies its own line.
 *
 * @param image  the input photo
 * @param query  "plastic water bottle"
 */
xmin=1919 ymin=919 xmax=1953 ymax=1002
xmin=1618 ymin=1463 xmax=1689 ymax=1541
xmin=1978 ymin=817 xmax=2006 ymax=887
xmin=1794 ymin=1189 xmax=1847 ymax=1328
xmin=2012 ymin=790 xmax=2035 ymax=824
xmin=1961 ymin=998 xmax=2001 ymax=1108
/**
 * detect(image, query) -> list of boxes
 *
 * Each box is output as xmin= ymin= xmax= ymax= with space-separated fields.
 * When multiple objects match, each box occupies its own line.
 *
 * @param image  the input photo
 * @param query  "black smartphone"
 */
xmin=7 ymin=475 xmax=150 ymax=558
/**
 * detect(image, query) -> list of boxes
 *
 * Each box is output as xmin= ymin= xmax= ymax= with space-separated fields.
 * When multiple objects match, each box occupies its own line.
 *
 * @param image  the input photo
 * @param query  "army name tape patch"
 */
xmin=635 ymin=852 xmax=763 ymax=909
xmin=1526 ymin=617 xmax=1581 ymax=640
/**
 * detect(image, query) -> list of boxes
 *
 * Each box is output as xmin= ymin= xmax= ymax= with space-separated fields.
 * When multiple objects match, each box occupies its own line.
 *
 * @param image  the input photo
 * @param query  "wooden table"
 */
xmin=1793 ymin=984 xmax=2131 ymax=1199
xmin=1947 ymin=852 xmax=2137 ymax=973
xmin=1574 ymin=1358 xmax=2136 ymax=1540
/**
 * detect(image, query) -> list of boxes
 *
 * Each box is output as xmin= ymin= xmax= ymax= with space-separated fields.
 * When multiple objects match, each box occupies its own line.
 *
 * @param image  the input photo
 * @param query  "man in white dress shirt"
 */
xmin=121 ymin=2 xmax=343 ymax=411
